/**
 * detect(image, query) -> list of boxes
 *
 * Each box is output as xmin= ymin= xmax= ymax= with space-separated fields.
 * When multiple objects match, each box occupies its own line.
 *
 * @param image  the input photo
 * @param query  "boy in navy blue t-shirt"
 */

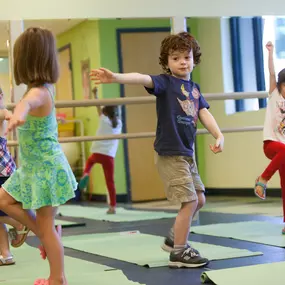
xmin=90 ymin=32 xmax=224 ymax=268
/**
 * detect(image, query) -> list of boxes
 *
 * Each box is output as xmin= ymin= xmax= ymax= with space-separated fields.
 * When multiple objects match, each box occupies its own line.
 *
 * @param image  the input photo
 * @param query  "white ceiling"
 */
xmin=0 ymin=19 xmax=85 ymax=52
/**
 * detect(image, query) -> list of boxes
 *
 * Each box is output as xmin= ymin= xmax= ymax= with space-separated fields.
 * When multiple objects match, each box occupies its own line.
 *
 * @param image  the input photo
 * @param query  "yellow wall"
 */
xmin=56 ymin=20 xmax=110 ymax=195
xmin=197 ymin=18 xmax=279 ymax=190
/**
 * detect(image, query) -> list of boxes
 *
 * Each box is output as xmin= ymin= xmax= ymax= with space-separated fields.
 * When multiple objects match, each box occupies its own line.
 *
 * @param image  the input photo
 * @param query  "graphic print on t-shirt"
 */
xmin=181 ymin=84 xmax=190 ymax=97
xmin=192 ymin=87 xmax=200 ymax=99
xmin=177 ymin=97 xmax=196 ymax=117
xmin=177 ymin=84 xmax=199 ymax=127
xmin=277 ymin=100 xmax=285 ymax=136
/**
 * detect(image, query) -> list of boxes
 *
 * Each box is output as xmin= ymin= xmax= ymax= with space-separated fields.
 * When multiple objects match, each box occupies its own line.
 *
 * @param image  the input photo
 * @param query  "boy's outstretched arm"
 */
xmin=90 ymin=68 xmax=154 ymax=88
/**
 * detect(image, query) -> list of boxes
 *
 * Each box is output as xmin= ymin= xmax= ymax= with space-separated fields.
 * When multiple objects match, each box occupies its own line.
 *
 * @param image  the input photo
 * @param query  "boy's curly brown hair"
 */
xmin=159 ymin=32 xmax=201 ymax=74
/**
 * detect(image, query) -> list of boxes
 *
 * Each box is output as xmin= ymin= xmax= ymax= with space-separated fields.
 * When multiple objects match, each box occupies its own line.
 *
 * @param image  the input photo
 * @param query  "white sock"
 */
xmin=173 ymin=245 xmax=186 ymax=253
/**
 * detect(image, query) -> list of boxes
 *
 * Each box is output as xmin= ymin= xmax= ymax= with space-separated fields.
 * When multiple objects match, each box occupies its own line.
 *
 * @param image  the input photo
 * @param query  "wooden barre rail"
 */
xmin=7 ymin=126 xmax=263 ymax=146
xmin=5 ymin=91 xmax=268 ymax=109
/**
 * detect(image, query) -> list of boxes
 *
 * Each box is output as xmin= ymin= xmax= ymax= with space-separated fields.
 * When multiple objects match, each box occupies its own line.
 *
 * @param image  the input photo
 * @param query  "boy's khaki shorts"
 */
xmin=155 ymin=154 xmax=205 ymax=204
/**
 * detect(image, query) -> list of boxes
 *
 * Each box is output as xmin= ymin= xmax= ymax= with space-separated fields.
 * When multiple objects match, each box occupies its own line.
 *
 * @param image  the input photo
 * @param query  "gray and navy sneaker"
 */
xmin=169 ymin=247 xmax=209 ymax=268
xmin=161 ymin=237 xmax=200 ymax=255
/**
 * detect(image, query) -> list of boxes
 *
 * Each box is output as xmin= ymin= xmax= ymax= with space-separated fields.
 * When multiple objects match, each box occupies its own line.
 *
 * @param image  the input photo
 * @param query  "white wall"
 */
xmin=197 ymin=17 xmax=280 ymax=189
xmin=2 ymin=0 xmax=285 ymax=19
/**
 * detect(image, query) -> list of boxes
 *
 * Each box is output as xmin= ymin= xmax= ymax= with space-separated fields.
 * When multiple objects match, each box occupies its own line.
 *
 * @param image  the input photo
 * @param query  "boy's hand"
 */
xmin=209 ymin=135 xmax=224 ymax=154
xmin=90 ymin=68 xmax=115 ymax=84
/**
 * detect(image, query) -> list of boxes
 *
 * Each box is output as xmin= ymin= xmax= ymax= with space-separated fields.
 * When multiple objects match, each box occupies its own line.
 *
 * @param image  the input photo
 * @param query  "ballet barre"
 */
xmin=7 ymin=126 xmax=263 ymax=146
xmin=5 ymin=91 xmax=268 ymax=109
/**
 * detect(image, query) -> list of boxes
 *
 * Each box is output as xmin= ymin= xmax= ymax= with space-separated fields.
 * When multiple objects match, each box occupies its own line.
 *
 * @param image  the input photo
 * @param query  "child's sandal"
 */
xmin=78 ymin=174 xmax=89 ymax=190
xmin=38 ymin=245 xmax=47 ymax=260
xmin=0 ymin=255 xmax=15 ymax=266
xmin=254 ymin=177 xmax=267 ymax=200
xmin=8 ymin=226 xmax=30 ymax=248
xmin=34 ymin=278 xmax=49 ymax=285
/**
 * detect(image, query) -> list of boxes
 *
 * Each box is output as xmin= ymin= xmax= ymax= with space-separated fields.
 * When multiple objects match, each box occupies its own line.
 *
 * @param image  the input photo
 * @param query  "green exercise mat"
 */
xmin=201 ymin=203 xmax=282 ymax=217
xmin=62 ymin=231 xmax=262 ymax=267
xmin=0 ymin=244 xmax=113 ymax=284
xmin=200 ymin=261 xmax=285 ymax=285
xmin=3 ymin=270 xmax=145 ymax=285
xmin=58 ymin=205 xmax=176 ymax=222
xmin=191 ymin=221 xmax=285 ymax=247
xmin=6 ymin=219 xmax=84 ymax=233
xmin=55 ymin=219 xmax=76 ymax=226
xmin=54 ymin=219 xmax=86 ymax=228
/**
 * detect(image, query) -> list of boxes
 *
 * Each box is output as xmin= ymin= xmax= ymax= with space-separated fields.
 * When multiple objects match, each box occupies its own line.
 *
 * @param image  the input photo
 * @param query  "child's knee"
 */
xmin=36 ymin=207 xmax=56 ymax=238
xmin=181 ymin=198 xmax=198 ymax=210
xmin=0 ymin=199 xmax=6 ymax=210
xmin=0 ymin=188 xmax=13 ymax=210
xmin=197 ymin=191 xmax=206 ymax=210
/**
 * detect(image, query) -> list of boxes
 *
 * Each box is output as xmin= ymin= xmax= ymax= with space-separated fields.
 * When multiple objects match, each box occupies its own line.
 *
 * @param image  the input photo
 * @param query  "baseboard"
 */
xmin=131 ymin=198 xmax=167 ymax=204
xmin=87 ymin=194 xmax=129 ymax=203
xmin=205 ymin=188 xmax=281 ymax=197
xmin=77 ymin=188 xmax=281 ymax=204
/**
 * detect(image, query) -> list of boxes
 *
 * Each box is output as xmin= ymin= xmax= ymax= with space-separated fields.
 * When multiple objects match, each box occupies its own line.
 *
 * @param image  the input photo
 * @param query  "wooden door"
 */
xmin=120 ymin=31 xmax=169 ymax=202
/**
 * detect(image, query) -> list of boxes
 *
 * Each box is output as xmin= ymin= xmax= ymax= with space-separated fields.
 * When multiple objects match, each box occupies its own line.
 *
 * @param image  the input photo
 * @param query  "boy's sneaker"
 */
xmin=79 ymin=174 xmax=89 ymax=190
xmin=169 ymin=247 xmax=209 ymax=268
xmin=161 ymin=237 xmax=200 ymax=255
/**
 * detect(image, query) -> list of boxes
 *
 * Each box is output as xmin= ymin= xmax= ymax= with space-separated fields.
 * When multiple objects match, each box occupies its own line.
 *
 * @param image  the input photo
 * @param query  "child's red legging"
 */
xmin=261 ymin=140 xmax=285 ymax=221
xmin=83 ymin=153 xmax=116 ymax=207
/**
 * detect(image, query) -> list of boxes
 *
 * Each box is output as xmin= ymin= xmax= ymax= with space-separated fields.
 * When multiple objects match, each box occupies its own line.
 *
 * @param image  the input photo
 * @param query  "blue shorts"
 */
xmin=0 ymin=176 xmax=10 ymax=216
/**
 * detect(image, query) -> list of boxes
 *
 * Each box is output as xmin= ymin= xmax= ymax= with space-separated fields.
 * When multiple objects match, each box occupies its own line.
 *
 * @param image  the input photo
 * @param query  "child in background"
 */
xmin=254 ymin=41 xmax=285 ymax=234
xmin=0 ymin=27 xmax=77 ymax=285
xmin=0 ymin=87 xmax=29 ymax=265
xmin=90 ymin=32 xmax=224 ymax=268
xmin=79 ymin=87 xmax=122 ymax=214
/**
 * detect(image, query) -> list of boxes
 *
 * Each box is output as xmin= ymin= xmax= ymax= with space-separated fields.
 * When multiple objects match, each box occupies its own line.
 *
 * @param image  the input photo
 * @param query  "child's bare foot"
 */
xmin=106 ymin=207 xmax=116 ymax=214
xmin=38 ymin=225 xmax=62 ymax=260
xmin=254 ymin=176 xmax=267 ymax=200
xmin=50 ymin=276 xmax=68 ymax=285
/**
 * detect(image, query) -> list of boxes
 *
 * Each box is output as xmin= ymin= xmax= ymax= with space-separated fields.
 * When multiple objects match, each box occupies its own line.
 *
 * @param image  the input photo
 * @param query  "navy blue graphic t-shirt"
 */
xmin=145 ymin=74 xmax=209 ymax=157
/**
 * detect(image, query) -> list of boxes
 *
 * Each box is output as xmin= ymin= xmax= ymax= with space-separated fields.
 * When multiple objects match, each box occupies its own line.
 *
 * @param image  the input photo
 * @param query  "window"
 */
xmin=223 ymin=17 xmax=266 ymax=115
xmin=263 ymin=16 xmax=285 ymax=91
